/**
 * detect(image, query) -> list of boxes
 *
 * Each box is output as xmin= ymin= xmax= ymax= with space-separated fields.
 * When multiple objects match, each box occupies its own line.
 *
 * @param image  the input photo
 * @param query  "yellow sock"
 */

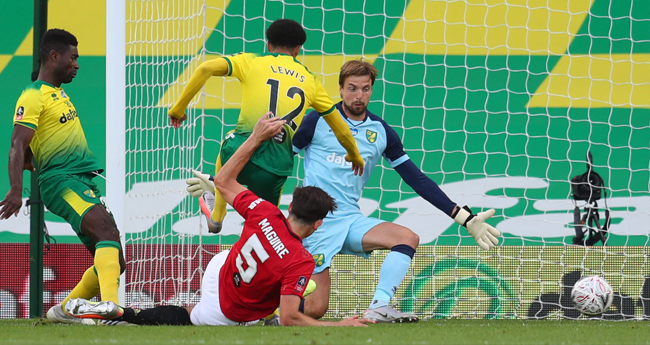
xmin=264 ymin=308 xmax=280 ymax=320
xmin=212 ymin=190 xmax=228 ymax=223
xmin=211 ymin=154 xmax=228 ymax=223
xmin=61 ymin=266 xmax=100 ymax=310
xmin=94 ymin=241 xmax=121 ymax=304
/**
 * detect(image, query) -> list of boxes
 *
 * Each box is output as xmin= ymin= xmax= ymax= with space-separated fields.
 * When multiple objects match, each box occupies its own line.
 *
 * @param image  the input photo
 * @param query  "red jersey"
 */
xmin=219 ymin=190 xmax=315 ymax=322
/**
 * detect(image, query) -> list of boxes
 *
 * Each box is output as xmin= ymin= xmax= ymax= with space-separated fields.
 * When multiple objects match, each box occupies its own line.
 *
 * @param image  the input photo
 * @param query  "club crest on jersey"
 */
xmin=366 ymin=130 xmax=377 ymax=143
xmin=15 ymin=106 xmax=24 ymax=120
xmin=233 ymin=272 xmax=242 ymax=287
xmin=51 ymin=93 xmax=59 ymax=101
xmin=295 ymin=276 xmax=307 ymax=293
xmin=313 ymin=254 xmax=324 ymax=267
xmin=83 ymin=190 xmax=96 ymax=198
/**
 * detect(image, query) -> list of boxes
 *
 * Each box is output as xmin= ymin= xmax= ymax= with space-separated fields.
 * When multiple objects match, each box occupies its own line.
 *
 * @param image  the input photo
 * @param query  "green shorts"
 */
xmin=40 ymin=172 xmax=105 ymax=246
xmin=220 ymin=136 xmax=287 ymax=206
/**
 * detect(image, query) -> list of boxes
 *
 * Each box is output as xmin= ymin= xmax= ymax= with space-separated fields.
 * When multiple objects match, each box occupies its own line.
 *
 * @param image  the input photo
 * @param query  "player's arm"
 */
xmin=213 ymin=113 xmax=285 ymax=205
xmin=167 ymin=58 xmax=230 ymax=128
xmin=279 ymin=295 xmax=373 ymax=327
xmin=0 ymin=125 xmax=35 ymax=219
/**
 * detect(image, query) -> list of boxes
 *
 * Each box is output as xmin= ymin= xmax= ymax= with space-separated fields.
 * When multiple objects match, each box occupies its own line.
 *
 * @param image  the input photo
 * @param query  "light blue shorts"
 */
xmin=303 ymin=210 xmax=385 ymax=274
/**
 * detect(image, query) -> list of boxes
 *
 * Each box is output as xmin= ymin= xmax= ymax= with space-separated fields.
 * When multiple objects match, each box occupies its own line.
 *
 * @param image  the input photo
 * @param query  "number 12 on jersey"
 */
xmin=266 ymin=78 xmax=304 ymax=131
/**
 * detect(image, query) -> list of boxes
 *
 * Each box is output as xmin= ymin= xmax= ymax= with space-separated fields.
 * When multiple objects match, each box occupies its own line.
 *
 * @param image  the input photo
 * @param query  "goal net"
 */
xmin=122 ymin=0 xmax=650 ymax=319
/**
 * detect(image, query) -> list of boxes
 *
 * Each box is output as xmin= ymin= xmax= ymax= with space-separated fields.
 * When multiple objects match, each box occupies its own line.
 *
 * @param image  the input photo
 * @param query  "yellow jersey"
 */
xmin=13 ymin=81 xmax=100 ymax=182
xmin=223 ymin=52 xmax=337 ymax=175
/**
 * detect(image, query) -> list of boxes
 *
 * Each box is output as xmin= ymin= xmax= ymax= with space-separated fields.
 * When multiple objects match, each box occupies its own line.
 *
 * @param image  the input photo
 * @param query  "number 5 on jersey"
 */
xmin=235 ymin=234 xmax=270 ymax=283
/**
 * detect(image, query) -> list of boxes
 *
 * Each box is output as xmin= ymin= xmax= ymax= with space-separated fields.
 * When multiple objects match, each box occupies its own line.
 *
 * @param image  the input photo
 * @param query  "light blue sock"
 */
xmin=369 ymin=246 xmax=414 ymax=309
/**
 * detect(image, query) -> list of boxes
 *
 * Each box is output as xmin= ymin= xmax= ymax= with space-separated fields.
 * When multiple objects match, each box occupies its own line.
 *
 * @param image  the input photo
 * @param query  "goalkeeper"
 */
xmin=186 ymin=60 xmax=502 ymax=323
xmin=293 ymin=60 xmax=501 ymax=322
xmin=168 ymin=19 xmax=364 ymax=234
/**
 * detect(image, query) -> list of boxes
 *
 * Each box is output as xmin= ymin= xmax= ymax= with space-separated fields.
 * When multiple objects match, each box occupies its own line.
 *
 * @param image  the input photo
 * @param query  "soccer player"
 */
xmin=0 ymin=29 xmax=125 ymax=324
xmin=65 ymin=113 xmax=373 ymax=327
xmin=292 ymin=60 xmax=502 ymax=322
xmin=169 ymin=19 xmax=364 ymax=234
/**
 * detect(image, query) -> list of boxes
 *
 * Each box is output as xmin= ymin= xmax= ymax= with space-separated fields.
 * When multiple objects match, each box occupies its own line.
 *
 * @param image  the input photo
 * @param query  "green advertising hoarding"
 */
xmin=327 ymin=246 xmax=650 ymax=319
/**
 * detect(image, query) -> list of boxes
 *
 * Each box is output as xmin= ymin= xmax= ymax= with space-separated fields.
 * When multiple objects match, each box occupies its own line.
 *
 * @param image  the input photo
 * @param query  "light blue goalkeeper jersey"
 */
xmin=293 ymin=102 xmax=410 ymax=211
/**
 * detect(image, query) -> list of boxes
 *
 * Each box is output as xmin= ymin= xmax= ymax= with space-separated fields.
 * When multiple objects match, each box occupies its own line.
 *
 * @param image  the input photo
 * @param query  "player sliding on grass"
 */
xmin=0 ymin=29 xmax=125 ymax=325
xmin=291 ymin=60 xmax=502 ymax=323
xmin=168 ymin=19 xmax=364 ymax=235
xmin=65 ymin=113 xmax=374 ymax=327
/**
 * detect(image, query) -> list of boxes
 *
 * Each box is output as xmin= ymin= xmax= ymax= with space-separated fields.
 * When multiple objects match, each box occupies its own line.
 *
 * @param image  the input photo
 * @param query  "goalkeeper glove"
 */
xmin=186 ymin=170 xmax=215 ymax=197
xmin=452 ymin=206 xmax=501 ymax=250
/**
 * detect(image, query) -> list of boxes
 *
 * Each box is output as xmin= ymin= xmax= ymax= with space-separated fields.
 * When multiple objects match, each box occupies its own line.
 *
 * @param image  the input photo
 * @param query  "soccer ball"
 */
xmin=571 ymin=275 xmax=614 ymax=316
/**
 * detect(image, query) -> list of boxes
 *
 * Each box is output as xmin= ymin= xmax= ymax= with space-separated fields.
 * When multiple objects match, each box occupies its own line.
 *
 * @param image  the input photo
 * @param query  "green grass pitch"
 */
xmin=1 ymin=319 xmax=648 ymax=345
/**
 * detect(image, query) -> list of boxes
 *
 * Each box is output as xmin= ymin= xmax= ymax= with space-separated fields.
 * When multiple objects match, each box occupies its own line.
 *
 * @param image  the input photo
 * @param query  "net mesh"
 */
xmin=122 ymin=0 xmax=650 ymax=320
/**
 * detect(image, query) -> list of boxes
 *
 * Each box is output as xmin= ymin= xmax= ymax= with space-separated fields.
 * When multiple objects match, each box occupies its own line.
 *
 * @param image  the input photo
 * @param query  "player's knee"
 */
xmin=83 ymin=206 xmax=122 ymax=242
xmin=401 ymin=229 xmax=419 ymax=249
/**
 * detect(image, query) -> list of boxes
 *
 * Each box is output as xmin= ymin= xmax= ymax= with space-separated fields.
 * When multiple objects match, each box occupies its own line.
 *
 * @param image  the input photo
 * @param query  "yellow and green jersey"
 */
xmin=224 ymin=52 xmax=337 ymax=175
xmin=13 ymin=81 xmax=101 ymax=183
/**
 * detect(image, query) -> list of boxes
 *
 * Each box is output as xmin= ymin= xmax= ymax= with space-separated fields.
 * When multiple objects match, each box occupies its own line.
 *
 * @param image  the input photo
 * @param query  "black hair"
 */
xmin=290 ymin=186 xmax=337 ymax=224
xmin=266 ymin=19 xmax=307 ymax=49
xmin=39 ymin=29 xmax=78 ymax=63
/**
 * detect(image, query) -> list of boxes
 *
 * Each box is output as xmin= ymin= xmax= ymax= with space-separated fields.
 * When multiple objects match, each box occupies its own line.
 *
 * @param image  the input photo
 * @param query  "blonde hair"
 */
xmin=338 ymin=59 xmax=378 ymax=86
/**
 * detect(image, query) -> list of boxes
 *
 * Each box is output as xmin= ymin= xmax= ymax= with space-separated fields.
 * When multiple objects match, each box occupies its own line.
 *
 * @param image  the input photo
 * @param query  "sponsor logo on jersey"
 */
xmin=366 ymin=130 xmax=377 ymax=143
xmin=330 ymin=128 xmax=359 ymax=136
xmin=326 ymin=152 xmax=352 ymax=167
xmin=295 ymin=276 xmax=307 ymax=293
xmin=248 ymin=198 xmax=263 ymax=210
xmin=313 ymin=254 xmax=324 ymax=267
xmin=61 ymin=90 xmax=67 ymax=98
xmin=15 ymin=106 xmax=24 ymax=120
xmin=83 ymin=190 xmax=96 ymax=198
xmin=59 ymin=109 xmax=78 ymax=124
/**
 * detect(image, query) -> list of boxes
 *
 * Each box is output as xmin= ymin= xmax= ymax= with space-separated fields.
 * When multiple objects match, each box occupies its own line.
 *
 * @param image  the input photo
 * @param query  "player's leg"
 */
xmin=208 ymin=153 xmax=227 ymax=233
xmin=39 ymin=173 xmax=120 ymax=321
xmin=344 ymin=219 xmax=419 ymax=322
xmin=235 ymin=161 xmax=286 ymax=206
xmin=189 ymin=250 xmax=245 ymax=326
xmin=301 ymin=214 xmax=353 ymax=319
xmin=74 ymin=174 xmax=125 ymax=304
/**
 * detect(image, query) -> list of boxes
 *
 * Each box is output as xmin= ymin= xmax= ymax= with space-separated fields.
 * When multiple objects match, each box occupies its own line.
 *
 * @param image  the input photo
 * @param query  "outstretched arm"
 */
xmin=279 ymin=295 xmax=373 ymax=327
xmin=395 ymin=160 xmax=457 ymax=216
xmin=213 ymin=113 xmax=285 ymax=205
xmin=395 ymin=160 xmax=500 ymax=250
xmin=168 ymin=58 xmax=230 ymax=128
xmin=0 ymin=125 xmax=35 ymax=219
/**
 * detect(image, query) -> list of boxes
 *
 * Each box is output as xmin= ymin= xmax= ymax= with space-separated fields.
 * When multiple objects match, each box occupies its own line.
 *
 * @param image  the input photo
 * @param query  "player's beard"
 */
xmin=343 ymin=101 xmax=367 ymax=117
xmin=58 ymin=67 xmax=76 ymax=84
xmin=60 ymin=71 xmax=76 ymax=84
